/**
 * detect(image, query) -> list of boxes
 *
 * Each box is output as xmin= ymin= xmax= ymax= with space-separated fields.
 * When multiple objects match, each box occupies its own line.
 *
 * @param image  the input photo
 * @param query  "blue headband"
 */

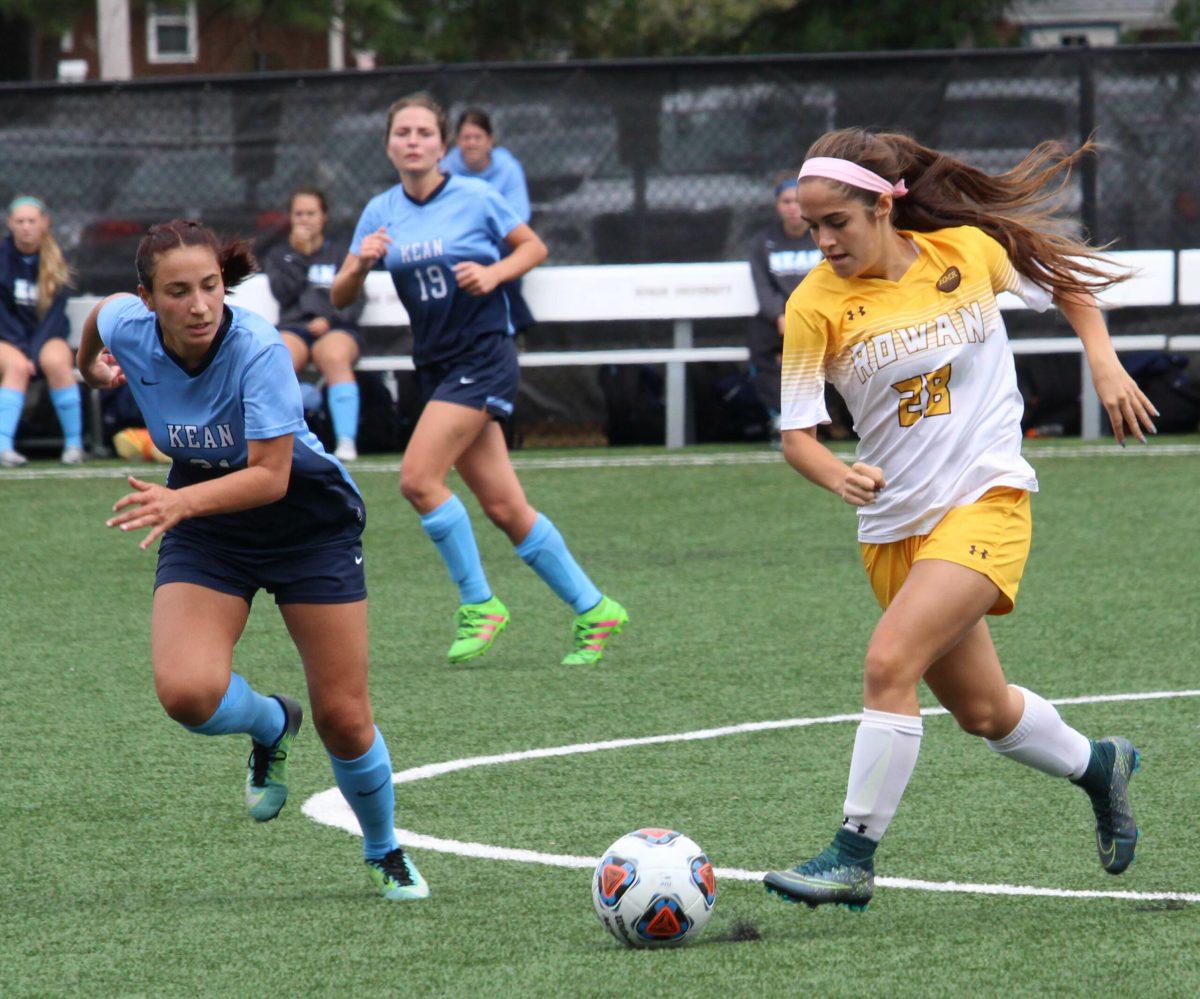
xmin=773 ymin=179 xmax=799 ymax=197
xmin=7 ymin=195 xmax=47 ymax=214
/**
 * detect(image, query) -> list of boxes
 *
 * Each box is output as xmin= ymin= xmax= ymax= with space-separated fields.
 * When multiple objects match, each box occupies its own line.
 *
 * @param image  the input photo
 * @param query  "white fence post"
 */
xmin=667 ymin=319 xmax=693 ymax=448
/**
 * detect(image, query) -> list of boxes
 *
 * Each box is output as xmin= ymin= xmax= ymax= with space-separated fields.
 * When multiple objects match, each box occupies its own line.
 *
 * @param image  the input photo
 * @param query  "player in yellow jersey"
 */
xmin=762 ymin=128 xmax=1159 ymax=912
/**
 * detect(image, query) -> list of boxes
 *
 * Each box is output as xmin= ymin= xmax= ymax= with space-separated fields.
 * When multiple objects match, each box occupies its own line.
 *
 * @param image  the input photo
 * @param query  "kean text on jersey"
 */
xmin=397 ymin=238 xmax=444 ymax=263
xmin=167 ymin=423 xmax=236 ymax=449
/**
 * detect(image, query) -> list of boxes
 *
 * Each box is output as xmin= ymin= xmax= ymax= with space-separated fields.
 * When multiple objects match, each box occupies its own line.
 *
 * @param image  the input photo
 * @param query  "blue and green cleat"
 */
xmin=447 ymin=596 xmax=510 ymax=664
xmin=1072 ymin=736 xmax=1141 ymax=875
xmin=245 ymin=695 xmax=303 ymax=823
xmin=365 ymin=847 xmax=431 ymax=901
xmin=763 ymin=830 xmax=875 ymax=911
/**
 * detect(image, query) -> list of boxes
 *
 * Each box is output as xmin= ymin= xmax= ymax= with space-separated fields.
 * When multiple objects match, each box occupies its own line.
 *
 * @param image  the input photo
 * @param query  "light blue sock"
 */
xmin=182 ymin=673 xmax=286 ymax=745
xmin=420 ymin=494 xmax=492 ymax=605
xmin=515 ymin=512 xmax=602 ymax=614
xmin=0 ymin=388 xmax=24 ymax=451
xmin=49 ymin=385 xmax=83 ymax=449
xmin=329 ymin=726 xmax=399 ymax=859
xmin=327 ymin=380 xmax=359 ymax=443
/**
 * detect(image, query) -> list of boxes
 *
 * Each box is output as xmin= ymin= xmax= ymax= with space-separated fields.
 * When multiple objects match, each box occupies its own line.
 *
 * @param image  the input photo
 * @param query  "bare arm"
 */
xmin=1055 ymin=292 xmax=1157 ymax=445
xmin=454 ymin=224 xmax=548 ymax=296
xmin=107 ymin=435 xmax=294 ymax=550
xmin=782 ymin=427 xmax=885 ymax=507
xmin=76 ymin=293 xmax=132 ymax=389
xmin=331 ymin=226 xmax=392 ymax=309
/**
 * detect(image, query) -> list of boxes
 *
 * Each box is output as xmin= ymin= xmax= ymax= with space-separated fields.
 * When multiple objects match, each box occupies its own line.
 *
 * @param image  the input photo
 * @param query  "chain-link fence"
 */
xmin=2 ymin=46 xmax=1198 ymax=443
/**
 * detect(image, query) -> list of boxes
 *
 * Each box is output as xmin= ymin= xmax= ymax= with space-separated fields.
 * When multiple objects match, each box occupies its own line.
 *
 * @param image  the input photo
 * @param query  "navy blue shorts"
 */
xmin=279 ymin=324 xmax=364 ymax=351
xmin=155 ymin=534 xmax=367 ymax=605
xmin=416 ymin=332 xmax=519 ymax=422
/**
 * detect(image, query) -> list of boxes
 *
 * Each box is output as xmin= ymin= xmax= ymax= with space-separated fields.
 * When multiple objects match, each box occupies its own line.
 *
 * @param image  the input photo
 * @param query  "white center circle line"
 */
xmin=302 ymin=689 xmax=1200 ymax=904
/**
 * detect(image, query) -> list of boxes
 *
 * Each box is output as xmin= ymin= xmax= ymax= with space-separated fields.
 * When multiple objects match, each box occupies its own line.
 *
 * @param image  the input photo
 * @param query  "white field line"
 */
xmin=302 ymin=689 xmax=1200 ymax=904
xmin=2 ymin=441 xmax=1197 ymax=482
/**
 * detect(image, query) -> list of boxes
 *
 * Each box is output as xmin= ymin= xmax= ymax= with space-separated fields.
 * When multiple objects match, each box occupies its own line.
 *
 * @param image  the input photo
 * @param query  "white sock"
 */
xmin=984 ymin=685 xmax=1091 ymax=779
xmin=841 ymin=709 xmax=924 ymax=842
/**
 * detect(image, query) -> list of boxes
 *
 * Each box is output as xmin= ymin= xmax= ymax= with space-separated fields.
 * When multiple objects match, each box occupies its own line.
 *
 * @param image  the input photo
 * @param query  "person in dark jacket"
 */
xmin=263 ymin=187 xmax=365 ymax=462
xmin=747 ymin=178 xmax=823 ymax=446
xmin=0 ymin=196 xmax=83 ymax=466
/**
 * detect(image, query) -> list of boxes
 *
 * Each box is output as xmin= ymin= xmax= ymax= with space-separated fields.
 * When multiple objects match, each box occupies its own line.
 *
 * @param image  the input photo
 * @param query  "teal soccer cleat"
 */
xmin=763 ymin=830 xmax=875 ymax=911
xmin=244 ymin=695 xmax=303 ymax=822
xmin=365 ymin=847 xmax=431 ymax=901
xmin=1073 ymin=736 xmax=1141 ymax=875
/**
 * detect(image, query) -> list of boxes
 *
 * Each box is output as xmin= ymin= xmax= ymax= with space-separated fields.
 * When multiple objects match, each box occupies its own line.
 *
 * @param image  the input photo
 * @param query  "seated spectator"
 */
xmin=0 ymin=196 xmax=84 ymax=466
xmin=262 ymin=187 xmax=365 ymax=461
xmin=746 ymin=177 xmax=824 ymax=447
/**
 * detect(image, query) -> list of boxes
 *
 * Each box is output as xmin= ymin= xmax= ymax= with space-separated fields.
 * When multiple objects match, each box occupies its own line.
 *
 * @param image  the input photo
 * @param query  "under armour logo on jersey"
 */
xmin=968 ymin=545 xmax=989 ymax=559
xmin=846 ymin=305 xmax=866 ymax=321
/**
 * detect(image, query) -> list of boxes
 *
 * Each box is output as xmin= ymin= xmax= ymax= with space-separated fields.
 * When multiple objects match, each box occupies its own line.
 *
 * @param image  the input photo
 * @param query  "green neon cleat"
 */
xmin=447 ymin=596 xmax=510 ymax=664
xmin=245 ymin=695 xmax=303 ymax=822
xmin=562 ymin=596 xmax=628 ymax=666
xmin=764 ymin=831 xmax=876 ymax=911
xmin=1073 ymin=736 xmax=1141 ymax=875
xmin=366 ymin=847 xmax=431 ymax=901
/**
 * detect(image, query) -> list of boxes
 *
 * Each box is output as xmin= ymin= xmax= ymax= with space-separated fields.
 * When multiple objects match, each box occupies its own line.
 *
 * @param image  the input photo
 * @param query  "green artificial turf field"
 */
xmin=2 ymin=440 xmax=1197 ymax=997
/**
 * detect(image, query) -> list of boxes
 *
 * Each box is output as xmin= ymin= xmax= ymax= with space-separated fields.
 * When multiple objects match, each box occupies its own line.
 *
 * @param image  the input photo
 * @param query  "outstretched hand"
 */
xmin=1091 ymin=359 xmax=1158 ymax=445
xmin=107 ymin=475 xmax=188 ymax=550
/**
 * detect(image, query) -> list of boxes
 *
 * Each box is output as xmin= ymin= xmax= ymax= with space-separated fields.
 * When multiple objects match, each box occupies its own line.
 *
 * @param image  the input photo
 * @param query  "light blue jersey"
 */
xmin=98 ymin=295 xmax=364 ymax=552
xmin=440 ymin=146 xmax=531 ymax=222
xmin=350 ymin=175 xmax=522 ymax=365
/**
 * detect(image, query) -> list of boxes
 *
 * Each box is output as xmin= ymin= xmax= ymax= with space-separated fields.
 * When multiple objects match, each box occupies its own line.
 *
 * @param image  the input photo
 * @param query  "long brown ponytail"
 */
xmin=804 ymin=128 xmax=1124 ymax=300
xmin=36 ymin=230 xmax=73 ymax=317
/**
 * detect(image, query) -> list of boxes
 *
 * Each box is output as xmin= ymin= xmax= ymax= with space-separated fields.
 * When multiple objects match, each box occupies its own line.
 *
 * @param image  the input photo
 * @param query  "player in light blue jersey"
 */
xmin=333 ymin=92 xmax=627 ymax=667
xmin=76 ymin=219 xmax=427 ymax=902
xmin=442 ymin=108 xmax=531 ymax=222
xmin=442 ymin=107 xmax=534 ymax=331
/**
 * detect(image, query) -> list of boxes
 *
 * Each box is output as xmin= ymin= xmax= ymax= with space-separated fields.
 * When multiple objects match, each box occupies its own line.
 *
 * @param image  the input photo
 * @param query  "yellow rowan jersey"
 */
xmin=781 ymin=225 xmax=1053 ymax=543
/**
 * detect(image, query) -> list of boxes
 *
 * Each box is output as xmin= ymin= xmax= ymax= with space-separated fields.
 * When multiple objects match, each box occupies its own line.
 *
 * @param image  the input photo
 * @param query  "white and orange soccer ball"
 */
xmin=591 ymin=828 xmax=716 ymax=948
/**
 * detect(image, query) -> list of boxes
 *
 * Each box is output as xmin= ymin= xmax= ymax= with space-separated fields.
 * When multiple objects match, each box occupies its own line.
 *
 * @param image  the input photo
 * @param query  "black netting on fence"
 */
xmin=3 ymin=46 xmax=1199 ymax=292
xmin=2 ymin=47 xmax=1198 ymax=443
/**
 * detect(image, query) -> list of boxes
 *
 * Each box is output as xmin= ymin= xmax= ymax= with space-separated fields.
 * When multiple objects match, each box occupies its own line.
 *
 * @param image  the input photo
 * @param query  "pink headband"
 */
xmin=798 ymin=157 xmax=908 ymax=198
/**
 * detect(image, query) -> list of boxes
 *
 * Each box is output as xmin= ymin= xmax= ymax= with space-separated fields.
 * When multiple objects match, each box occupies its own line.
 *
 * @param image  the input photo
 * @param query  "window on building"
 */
xmin=147 ymin=2 xmax=198 ymax=64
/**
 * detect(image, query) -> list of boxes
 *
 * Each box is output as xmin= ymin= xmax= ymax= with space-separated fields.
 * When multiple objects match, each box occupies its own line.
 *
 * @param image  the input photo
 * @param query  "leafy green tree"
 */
xmin=1173 ymin=0 xmax=1200 ymax=40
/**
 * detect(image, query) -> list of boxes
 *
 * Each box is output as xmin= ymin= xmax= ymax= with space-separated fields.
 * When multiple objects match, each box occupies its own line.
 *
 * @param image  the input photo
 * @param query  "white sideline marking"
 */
xmin=3 ymin=442 xmax=1198 ymax=482
xmin=303 ymin=689 xmax=1200 ymax=904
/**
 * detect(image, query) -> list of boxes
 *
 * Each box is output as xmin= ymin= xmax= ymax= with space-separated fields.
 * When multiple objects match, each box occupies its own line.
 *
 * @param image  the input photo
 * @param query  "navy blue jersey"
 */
xmin=0 ymin=234 xmax=70 ymax=356
xmin=350 ymin=175 xmax=522 ymax=365
xmin=441 ymin=146 xmax=531 ymax=222
xmin=98 ymin=295 xmax=365 ymax=553
xmin=263 ymin=237 xmax=364 ymax=331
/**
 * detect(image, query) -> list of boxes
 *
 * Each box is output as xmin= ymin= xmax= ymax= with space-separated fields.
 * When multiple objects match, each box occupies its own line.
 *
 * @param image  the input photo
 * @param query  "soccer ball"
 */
xmin=592 ymin=828 xmax=716 ymax=948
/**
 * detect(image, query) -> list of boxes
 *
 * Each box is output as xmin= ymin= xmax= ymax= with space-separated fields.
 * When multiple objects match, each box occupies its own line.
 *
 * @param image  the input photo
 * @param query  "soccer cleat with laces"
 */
xmin=447 ymin=596 xmax=510 ymax=663
xmin=1 ymin=449 xmax=28 ymax=468
xmin=763 ymin=831 xmax=875 ymax=911
xmin=365 ymin=847 xmax=430 ymax=901
xmin=1072 ymin=736 xmax=1140 ymax=875
xmin=562 ymin=596 xmax=628 ymax=666
xmin=245 ymin=695 xmax=303 ymax=822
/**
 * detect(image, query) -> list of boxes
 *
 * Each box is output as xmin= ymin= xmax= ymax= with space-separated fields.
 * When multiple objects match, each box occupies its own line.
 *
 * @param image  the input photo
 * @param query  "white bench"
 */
xmin=67 ymin=252 xmax=1197 ymax=448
